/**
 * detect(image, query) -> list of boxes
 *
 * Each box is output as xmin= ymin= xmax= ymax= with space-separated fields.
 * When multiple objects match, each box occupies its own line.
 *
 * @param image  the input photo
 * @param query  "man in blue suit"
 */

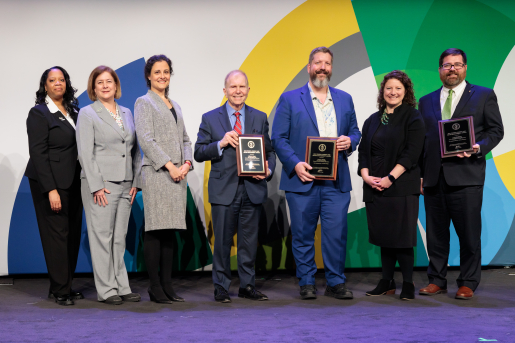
xmin=194 ymin=70 xmax=276 ymax=303
xmin=271 ymin=47 xmax=361 ymax=300
xmin=418 ymin=49 xmax=503 ymax=299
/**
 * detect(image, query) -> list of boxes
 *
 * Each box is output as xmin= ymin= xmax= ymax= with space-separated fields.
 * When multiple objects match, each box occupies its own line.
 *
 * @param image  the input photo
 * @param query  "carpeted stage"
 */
xmin=1 ymin=269 xmax=513 ymax=342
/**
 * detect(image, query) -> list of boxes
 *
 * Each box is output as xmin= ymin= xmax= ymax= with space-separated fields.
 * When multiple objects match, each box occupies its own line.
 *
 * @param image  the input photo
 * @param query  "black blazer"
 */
xmin=358 ymin=103 xmax=425 ymax=202
xmin=419 ymin=82 xmax=504 ymax=187
xmin=25 ymin=103 xmax=79 ymax=193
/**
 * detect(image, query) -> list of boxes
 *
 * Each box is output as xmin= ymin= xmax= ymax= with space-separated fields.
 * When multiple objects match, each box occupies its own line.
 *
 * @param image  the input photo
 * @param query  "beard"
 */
xmin=310 ymin=70 xmax=331 ymax=88
xmin=441 ymin=71 xmax=465 ymax=88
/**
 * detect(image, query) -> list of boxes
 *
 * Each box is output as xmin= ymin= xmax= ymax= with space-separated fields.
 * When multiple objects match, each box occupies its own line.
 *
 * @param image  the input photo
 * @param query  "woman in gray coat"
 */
xmin=134 ymin=55 xmax=193 ymax=304
xmin=76 ymin=66 xmax=142 ymax=305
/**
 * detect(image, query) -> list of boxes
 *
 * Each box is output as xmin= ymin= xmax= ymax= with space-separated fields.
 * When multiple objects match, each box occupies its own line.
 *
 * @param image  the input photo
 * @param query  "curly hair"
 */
xmin=144 ymin=55 xmax=173 ymax=98
xmin=376 ymin=70 xmax=417 ymax=109
xmin=35 ymin=66 xmax=79 ymax=116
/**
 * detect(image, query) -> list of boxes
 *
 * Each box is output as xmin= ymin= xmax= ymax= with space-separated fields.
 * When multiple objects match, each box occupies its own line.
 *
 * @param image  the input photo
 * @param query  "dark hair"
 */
xmin=87 ymin=66 xmax=122 ymax=101
xmin=308 ymin=46 xmax=333 ymax=64
xmin=439 ymin=48 xmax=467 ymax=67
xmin=144 ymin=55 xmax=173 ymax=97
xmin=376 ymin=70 xmax=417 ymax=109
xmin=35 ymin=66 xmax=79 ymax=115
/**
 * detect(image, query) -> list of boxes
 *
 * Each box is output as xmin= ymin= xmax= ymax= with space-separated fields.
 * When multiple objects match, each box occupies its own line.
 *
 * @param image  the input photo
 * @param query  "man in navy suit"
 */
xmin=194 ymin=70 xmax=276 ymax=303
xmin=418 ymin=48 xmax=503 ymax=299
xmin=271 ymin=47 xmax=361 ymax=300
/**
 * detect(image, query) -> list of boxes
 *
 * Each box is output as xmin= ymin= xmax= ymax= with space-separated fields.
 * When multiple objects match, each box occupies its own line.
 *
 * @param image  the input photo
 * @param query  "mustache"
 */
xmin=316 ymin=70 xmax=329 ymax=75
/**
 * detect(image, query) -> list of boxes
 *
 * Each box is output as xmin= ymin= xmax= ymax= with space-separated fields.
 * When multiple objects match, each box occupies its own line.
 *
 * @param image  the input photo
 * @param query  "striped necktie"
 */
xmin=442 ymin=89 xmax=454 ymax=120
xmin=234 ymin=112 xmax=242 ymax=135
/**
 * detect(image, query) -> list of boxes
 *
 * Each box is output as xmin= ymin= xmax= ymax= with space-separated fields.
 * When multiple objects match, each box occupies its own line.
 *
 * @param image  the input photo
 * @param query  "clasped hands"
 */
xmin=166 ymin=161 xmax=190 ymax=183
xmin=364 ymin=175 xmax=392 ymax=192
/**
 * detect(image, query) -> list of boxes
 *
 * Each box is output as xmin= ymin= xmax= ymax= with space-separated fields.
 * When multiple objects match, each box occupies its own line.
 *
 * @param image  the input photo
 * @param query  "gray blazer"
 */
xmin=76 ymin=100 xmax=142 ymax=193
xmin=134 ymin=90 xmax=192 ymax=231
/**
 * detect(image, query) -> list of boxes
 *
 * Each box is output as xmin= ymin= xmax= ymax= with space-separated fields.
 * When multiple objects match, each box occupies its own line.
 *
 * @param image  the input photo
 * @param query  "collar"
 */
xmin=226 ymin=102 xmax=246 ymax=117
xmin=442 ymin=79 xmax=467 ymax=95
xmin=307 ymin=83 xmax=332 ymax=103
xmin=45 ymin=95 xmax=63 ymax=114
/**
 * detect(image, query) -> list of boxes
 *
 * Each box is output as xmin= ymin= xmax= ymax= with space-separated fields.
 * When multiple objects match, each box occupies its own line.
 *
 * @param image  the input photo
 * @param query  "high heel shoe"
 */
xmin=148 ymin=286 xmax=173 ymax=304
xmin=162 ymin=283 xmax=185 ymax=302
xmin=366 ymin=279 xmax=396 ymax=296
xmin=400 ymin=281 xmax=415 ymax=301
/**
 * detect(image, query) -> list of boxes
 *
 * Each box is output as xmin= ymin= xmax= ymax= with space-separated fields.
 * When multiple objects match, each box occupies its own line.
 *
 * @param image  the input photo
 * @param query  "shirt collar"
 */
xmin=442 ymin=79 xmax=467 ymax=95
xmin=308 ymin=82 xmax=332 ymax=103
xmin=226 ymin=102 xmax=245 ymax=117
xmin=45 ymin=95 xmax=62 ymax=114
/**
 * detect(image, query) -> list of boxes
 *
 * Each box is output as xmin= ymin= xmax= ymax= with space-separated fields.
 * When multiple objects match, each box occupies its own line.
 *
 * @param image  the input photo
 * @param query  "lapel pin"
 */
xmin=59 ymin=117 xmax=65 ymax=121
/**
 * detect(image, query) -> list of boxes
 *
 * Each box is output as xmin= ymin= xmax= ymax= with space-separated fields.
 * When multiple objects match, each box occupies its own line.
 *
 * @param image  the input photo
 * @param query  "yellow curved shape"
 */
xmin=204 ymin=0 xmax=360 ymax=261
xmin=493 ymin=150 xmax=515 ymax=199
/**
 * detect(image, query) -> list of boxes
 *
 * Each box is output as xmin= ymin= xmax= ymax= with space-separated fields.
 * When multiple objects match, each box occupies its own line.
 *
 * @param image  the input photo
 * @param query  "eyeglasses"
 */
xmin=440 ymin=63 xmax=466 ymax=70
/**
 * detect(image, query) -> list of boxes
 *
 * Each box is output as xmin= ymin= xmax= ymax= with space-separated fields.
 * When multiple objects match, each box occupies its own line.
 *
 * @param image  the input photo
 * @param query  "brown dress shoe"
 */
xmin=419 ymin=283 xmax=447 ymax=295
xmin=455 ymin=286 xmax=474 ymax=300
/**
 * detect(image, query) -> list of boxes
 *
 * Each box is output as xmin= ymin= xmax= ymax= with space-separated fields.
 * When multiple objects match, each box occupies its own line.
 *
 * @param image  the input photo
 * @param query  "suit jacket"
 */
xmin=25 ymin=103 xmax=79 ymax=193
xmin=76 ymin=100 xmax=142 ymax=193
xmin=194 ymin=102 xmax=276 ymax=206
xmin=357 ymin=103 xmax=425 ymax=202
xmin=419 ymin=82 xmax=504 ymax=187
xmin=271 ymin=83 xmax=361 ymax=193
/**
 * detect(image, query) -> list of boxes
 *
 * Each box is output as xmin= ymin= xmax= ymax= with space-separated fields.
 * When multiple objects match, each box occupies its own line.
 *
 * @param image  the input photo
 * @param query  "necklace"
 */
xmin=381 ymin=109 xmax=390 ymax=125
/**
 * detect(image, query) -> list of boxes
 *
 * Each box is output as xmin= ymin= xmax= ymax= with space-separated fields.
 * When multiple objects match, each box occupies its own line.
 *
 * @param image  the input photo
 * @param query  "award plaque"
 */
xmin=305 ymin=136 xmax=338 ymax=180
xmin=438 ymin=116 xmax=475 ymax=158
xmin=236 ymin=134 xmax=266 ymax=176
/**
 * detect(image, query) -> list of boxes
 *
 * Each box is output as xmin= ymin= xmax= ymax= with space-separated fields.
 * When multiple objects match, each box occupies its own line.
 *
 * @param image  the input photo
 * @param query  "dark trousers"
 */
xmin=424 ymin=171 xmax=483 ymax=291
xmin=211 ymin=182 xmax=261 ymax=291
xmin=29 ymin=175 xmax=83 ymax=297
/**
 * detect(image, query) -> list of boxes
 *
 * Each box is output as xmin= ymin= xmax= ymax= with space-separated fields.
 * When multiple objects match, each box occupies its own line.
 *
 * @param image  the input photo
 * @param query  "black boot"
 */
xmin=148 ymin=285 xmax=173 ymax=304
xmin=162 ymin=282 xmax=185 ymax=302
xmin=366 ymin=279 xmax=396 ymax=296
xmin=400 ymin=281 xmax=415 ymax=301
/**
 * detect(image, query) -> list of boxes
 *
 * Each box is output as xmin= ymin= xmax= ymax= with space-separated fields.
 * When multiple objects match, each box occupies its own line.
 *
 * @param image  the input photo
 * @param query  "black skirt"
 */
xmin=365 ymin=194 xmax=419 ymax=248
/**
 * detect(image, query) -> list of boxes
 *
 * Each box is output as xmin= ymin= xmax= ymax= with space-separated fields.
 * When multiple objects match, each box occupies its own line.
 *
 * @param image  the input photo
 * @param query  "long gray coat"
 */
xmin=134 ymin=90 xmax=192 ymax=231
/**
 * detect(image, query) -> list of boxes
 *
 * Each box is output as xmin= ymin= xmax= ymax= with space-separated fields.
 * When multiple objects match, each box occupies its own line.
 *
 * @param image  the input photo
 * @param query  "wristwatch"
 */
xmin=388 ymin=174 xmax=396 ymax=183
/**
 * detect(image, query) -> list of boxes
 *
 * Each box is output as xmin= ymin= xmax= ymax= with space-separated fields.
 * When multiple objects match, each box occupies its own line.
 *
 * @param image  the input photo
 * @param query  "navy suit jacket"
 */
xmin=419 ymin=82 xmax=504 ymax=187
xmin=271 ymin=83 xmax=361 ymax=193
xmin=194 ymin=103 xmax=276 ymax=206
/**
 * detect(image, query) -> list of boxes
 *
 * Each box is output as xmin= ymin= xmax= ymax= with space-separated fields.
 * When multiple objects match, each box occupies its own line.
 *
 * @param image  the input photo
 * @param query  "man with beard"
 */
xmin=271 ymin=47 xmax=361 ymax=300
xmin=418 ymin=48 xmax=503 ymax=299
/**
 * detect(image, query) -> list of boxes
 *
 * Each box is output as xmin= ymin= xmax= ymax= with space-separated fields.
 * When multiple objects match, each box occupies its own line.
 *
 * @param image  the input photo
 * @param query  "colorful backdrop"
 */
xmin=2 ymin=0 xmax=514 ymax=275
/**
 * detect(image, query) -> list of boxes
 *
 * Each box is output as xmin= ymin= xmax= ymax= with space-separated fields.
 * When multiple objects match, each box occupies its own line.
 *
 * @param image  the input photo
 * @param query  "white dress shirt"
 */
xmin=308 ymin=83 xmax=338 ymax=137
xmin=440 ymin=79 xmax=467 ymax=117
xmin=46 ymin=95 xmax=76 ymax=129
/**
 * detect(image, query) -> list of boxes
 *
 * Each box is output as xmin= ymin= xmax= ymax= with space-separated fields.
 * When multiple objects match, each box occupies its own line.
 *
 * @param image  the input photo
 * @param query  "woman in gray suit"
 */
xmin=134 ymin=55 xmax=192 ymax=304
xmin=76 ymin=66 xmax=142 ymax=305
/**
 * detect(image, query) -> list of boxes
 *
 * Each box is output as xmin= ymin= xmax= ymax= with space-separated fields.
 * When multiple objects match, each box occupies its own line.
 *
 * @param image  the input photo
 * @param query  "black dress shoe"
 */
xmin=103 ymin=295 xmax=123 ymax=305
xmin=325 ymin=283 xmax=353 ymax=299
xmin=49 ymin=293 xmax=74 ymax=306
xmin=366 ymin=279 xmax=396 ymax=296
xmin=214 ymin=285 xmax=231 ymax=303
xmin=400 ymin=281 xmax=415 ymax=301
xmin=148 ymin=286 xmax=173 ymax=304
xmin=70 ymin=290 xmax=84 ymax=300
xmin=162 ymin=283 xmax=185 ymax=302
xmin=300 ymin=284 xmax=317 ymax=300
xmin=238 ymin=285 xmax=268 ymax=301
xmin=120 ymin=293 xmax=141 ymax=302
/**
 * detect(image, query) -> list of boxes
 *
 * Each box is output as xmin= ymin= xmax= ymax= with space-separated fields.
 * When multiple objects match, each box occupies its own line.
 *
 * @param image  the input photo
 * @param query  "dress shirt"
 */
xmin=440 ymin=79 xmax=467 ymax=117
xmin=46 ymin=95 xmax=76 ymax=129
xmin=217 ymin=103 xmax=246 ymax=155
xmin=308 ymin=83 xmax=337 ymax=137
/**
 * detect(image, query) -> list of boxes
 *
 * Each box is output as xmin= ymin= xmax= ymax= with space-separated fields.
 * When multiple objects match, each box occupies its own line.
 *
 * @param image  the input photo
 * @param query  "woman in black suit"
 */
xmin=24 ymin=66 xmax=83 ymax=306
xmin=358 ymin=70 xmax=425 ymax=300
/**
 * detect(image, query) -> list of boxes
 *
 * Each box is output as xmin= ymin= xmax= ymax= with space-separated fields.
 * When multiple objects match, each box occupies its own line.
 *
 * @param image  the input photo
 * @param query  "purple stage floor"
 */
xmin=1 ymin=269 xmax=513 ymax=342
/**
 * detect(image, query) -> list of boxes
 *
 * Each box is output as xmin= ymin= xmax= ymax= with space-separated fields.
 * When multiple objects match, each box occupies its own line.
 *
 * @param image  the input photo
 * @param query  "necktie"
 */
xmin=442 ymin=89 xmax=454 ymax=120
xmin=233 ymin=112 xmax=242 ymax=135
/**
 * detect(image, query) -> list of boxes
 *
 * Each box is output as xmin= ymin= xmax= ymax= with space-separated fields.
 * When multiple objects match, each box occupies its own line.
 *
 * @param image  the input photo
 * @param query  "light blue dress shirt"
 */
xmin=217 ymin=103 xmax=246 ymax=155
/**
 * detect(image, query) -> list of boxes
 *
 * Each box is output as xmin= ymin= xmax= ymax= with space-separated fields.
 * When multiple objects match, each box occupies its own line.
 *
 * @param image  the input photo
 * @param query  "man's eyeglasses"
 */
xmin=440 ymin=63 xmax=466 ymax=70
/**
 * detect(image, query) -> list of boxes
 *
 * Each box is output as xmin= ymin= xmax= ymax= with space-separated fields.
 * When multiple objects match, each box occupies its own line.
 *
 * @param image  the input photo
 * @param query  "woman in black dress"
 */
xmin=358 ymin=70 xmax=425 ymax=300
xmin=25 ymin=67 xmax=83 ymax=306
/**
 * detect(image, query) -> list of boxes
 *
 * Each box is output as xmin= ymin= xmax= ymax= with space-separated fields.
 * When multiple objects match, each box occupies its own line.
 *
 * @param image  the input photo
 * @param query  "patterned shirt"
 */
xmin=308 ymin=83 xmax=337 ymax=137
xmin=108 ymin=106 xmax=124 ymax=131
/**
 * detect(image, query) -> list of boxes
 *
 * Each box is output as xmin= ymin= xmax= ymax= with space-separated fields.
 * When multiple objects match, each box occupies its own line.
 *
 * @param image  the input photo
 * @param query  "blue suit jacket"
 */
xmin=271 ymin=83 xmax=361 ymax=193
xmin=419 ymin=82 xmax=504 ymax=188
xmin=194 ymin=103 xmax=276 ymax=205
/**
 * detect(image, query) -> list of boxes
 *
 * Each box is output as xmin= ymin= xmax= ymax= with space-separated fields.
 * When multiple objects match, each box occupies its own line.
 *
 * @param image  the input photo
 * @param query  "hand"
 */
xmin=93 ymin=188 xmax=110 ymax=207
xmin=129 ymin=187 xmax=138 ymax=205
xmin=420 ymin=178 xmax=424 ymax=196
xmin=336 ymin=135 xmax=351 ymax=151
xmin=379 ymin=176 xmax=393 ymax=189
xmin=220 ymin=130 xmax=239 ymax=148
xmin=48 ymin=189 xmax=61 ymax=213
xmin=168 ymin=164 xmax=183 ymax=182
xmin=295 ymin=162 xmax=315 ymax=182
xmin=252 ymin=161 xmax=270 ymax=180
xmin=364 ymin=175 xmax=383 ymax=191
xmin=179 ymin=163 xmax=190 ymax=178
xmin=457 ymin=144 xmax=480 ymax=158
